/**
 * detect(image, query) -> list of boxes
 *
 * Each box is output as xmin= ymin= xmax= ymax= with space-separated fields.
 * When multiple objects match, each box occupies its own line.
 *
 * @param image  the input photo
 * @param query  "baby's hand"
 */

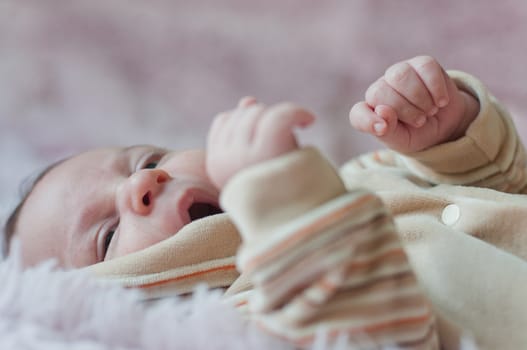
xmin=349 ymin=56 xmax=479 ymax=153
xmin=206 ymin=97 xmax=315 ymax=189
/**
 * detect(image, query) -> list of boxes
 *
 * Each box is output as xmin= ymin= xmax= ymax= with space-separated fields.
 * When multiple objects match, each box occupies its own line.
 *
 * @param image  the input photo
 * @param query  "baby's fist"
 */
xmin=206 ymin=97 xmax=315 ymax=189
xmin=350 ymin=56 xmax=478 ymax=153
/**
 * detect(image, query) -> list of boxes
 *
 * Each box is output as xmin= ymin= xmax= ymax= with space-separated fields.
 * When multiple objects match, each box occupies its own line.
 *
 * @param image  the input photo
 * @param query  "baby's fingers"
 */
xmin=384 ymin=61 xmax=437 ymax=117
xmin=258 ymin=103 xmax=315 ymax=135
xmin=365 ymin=79 xmax=426 ymax=128
xmin=254 ymin=103 xmax=315 ymax=151
xmin=207 ymin=111 xmax=232 ymax=147
xmin=349 ymin=101 xmax=388 ymax=136
xmin=407 ymin=56 xmax=449 ymax=108
xmin=237 ymin=96 xmax=258 ymax=108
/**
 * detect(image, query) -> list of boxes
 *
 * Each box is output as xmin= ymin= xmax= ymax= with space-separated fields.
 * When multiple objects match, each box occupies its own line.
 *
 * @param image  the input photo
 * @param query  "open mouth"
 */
xmin=188 ymin=202 xmax=223 ymax=222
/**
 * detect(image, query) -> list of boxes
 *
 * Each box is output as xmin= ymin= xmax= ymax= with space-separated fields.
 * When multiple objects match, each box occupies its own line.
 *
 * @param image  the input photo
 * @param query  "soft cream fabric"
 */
xmin=223 ymin=156 xmax=439 ymax=348
xmin=85 ymin=214 xmax=241 ymax=298
xmin=339 ymin=71 xmax=527 ymax=349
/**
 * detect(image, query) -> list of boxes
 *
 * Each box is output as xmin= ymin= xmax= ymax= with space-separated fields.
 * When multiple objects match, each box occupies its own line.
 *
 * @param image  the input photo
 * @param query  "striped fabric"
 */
xmin=219 ymin=147 xmax=441 ymax=349
xmin=234 ymin=189 xmax=438 ymax=349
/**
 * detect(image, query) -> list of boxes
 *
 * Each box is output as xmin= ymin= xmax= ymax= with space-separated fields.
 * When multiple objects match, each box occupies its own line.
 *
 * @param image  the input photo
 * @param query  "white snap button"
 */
xmin=441 ymin=204 xmax=460 ymax=226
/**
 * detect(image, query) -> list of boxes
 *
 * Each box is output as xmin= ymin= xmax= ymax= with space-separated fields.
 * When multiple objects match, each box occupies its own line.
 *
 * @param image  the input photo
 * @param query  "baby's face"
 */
xmin=15 ymin=145 xmax=222 ymax=268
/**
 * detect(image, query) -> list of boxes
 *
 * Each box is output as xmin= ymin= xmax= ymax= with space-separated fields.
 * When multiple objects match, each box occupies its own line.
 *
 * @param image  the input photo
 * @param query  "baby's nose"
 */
xmin=121 ymin=169 xmax=170 ymax=215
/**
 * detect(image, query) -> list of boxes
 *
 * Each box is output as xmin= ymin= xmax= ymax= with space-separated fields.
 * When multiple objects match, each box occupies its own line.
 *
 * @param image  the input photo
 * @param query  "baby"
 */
xmin=4 ymin=56 xmax=527 ymax=349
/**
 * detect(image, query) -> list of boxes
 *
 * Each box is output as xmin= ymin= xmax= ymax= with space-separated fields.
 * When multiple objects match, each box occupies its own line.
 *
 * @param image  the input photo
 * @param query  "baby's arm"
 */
xmin=349 ymin=56 xmax=480 ymax=153
xmin=349 ymin=56 xmax=527 ymax=194
xmin=207 ymin=101 xmax=438 ymax=348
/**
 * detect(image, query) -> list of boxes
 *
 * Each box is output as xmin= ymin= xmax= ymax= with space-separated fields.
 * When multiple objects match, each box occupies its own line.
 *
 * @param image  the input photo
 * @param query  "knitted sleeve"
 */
xmin=344 ymin=71 xmax=527 ymax=194
xmin=221 ymin=148 xmax=439 ymax=349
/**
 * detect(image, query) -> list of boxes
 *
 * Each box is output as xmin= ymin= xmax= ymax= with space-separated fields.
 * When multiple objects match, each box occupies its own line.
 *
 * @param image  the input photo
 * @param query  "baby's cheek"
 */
xmin=114 ymin=218 xmax=180 ymax=259
xmin=107 ymin=227 xmax=153 ymax=259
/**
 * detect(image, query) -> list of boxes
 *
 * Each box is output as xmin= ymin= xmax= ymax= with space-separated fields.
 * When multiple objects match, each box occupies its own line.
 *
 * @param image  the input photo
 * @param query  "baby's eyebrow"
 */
xmin=121 ymin=145 xmax=142 ymax=154
xmin=118 ymin=145 xmax=154 ymax=161
xmin=117 ymin=145 xmax=140 ymax=160
xmin=116 ymin=145 xmax=167 ymax=172
xmin=112 ymin=145 xmax=146 ymax=171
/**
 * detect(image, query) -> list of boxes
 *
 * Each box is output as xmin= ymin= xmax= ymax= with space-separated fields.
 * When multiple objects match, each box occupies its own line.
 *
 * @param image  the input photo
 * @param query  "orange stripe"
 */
xmin=339 ymin=271 xmax=415 ymax=299
xmin=246 ymin=193 xmax=379 ymax=270
xmin=348 ymin=248 xmax=407 ymax=271
xmin=396 ymin=323 xmax=436 ymax=348
xmin=235 ymin=300 xmax=248 ymax=308
xmin=360 ymin=310 xmax=432 ymax=333
xmin=319 ymin=277 xmax=338 ymax=294
xmin=135 ymin=264 xmax=237 ymax=289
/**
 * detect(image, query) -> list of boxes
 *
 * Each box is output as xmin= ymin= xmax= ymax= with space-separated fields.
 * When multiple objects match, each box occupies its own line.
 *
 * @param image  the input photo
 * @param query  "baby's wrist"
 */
xmin=448 ymin=90 xmax=480 ymax=142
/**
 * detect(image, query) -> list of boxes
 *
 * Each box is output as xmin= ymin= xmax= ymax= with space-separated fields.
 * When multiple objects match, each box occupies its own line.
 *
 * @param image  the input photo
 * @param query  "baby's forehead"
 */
xmin=28 ymin=149 xmax=114 ymax=207
xmin=21 ymin=147 xmax=125 ymax=220
xmin=15 ymin=147 xmax=125 ymax=265
xmin=49 ymin=146 xmax=130 ymax=189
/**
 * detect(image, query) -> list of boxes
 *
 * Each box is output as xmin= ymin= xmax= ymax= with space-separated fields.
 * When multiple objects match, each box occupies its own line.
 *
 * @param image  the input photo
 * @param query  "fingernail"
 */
xmin=429 ymin=107 xmax=438 ymax=116
xmin=373 ymin=122 xmax=386 ymax=136
xmin=415 ymin=116 xmax=427 ymax=127
xmin=437 ymin=98 xmax=448 ymax=108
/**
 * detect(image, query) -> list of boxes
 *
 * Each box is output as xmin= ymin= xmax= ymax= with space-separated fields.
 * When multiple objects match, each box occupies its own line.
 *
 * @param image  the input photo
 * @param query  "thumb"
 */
xmin=373 ymin=105 xmax=410 ymax=152
xmin=257 ymin=103 xmax=316 ymax=140
xmin=270 ymin=102 xmax=316 ymax=129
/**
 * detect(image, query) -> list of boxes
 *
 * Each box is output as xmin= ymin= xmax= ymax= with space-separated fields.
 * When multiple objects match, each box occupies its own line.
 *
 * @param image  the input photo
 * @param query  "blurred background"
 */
xmin=2 ymin=0 xmax=527 ymax=223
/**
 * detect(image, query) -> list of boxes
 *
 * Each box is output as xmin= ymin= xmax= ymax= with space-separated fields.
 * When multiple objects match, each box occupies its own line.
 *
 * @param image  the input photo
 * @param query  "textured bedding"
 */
xmin=0 ymin=246 xmax=480 ymax=350
xmin=0 ymin=246 xmax=293 ymax=350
